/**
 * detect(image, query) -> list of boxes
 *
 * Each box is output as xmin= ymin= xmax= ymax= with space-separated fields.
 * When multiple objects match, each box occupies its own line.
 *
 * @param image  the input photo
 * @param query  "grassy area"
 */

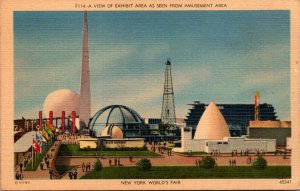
xmin=58 ymin=144 xmax=160 ymax=157
xmin=55 ymin=165 xmax=77 ymax=176
xmin=80 ymin=166 xmax=291 ymax=179
xmin=25 ymin=142 xmax=53 ymax=171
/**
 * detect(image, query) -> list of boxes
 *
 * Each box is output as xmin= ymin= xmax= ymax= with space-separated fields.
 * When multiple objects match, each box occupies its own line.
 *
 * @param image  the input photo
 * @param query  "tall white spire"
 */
xmin=79 ymin=11 xmax=91 ymax=129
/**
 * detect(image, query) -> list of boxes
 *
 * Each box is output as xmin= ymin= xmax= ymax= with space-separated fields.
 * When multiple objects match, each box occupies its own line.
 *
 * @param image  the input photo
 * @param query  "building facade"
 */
xmin=248 ymin=120 xmax=291 ymax=146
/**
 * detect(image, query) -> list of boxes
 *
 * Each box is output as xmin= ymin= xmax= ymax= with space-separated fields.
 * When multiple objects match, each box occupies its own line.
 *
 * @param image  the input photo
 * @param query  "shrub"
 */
xmin=200 ymin=156 xmax=216 ymax=169
xmin=252 ymin=156 xmax=267 ymax=169
xmin=94 ymin=159 xmax=102 ymax=171
xmin=136 ymin=158 xmax=152 ymax=171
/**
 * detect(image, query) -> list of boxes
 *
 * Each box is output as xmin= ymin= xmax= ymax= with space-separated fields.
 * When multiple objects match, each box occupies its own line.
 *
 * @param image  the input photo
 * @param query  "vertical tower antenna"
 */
xmin=161 ymin=59 xmax=176 ymax=125
xmin=79 ymin=11 xmax=91 ymax=129
xmin=254 ymin=91 xmax=260 ymax=121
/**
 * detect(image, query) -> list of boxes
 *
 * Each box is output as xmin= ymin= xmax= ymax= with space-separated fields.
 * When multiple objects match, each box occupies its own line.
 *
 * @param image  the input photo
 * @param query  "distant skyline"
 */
xmin=14 ymin=11 xmax=290 ymax=120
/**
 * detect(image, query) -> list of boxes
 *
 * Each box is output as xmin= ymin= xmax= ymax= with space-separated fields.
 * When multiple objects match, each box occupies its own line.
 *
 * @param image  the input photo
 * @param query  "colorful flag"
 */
xmin=46 ymin=121 xmax=55 ymax=133
xmin=36 ymin=131 xmax=47 ymax=142
xmin=33 ymin=139 xmax=41 ymax=153
xmin=35 ymin=133 xmax=43 ymax=153
xmin=44 ymin=124 xmax=54 ymax=136
xmin=42 ymin=126 xmax=49 ymax=141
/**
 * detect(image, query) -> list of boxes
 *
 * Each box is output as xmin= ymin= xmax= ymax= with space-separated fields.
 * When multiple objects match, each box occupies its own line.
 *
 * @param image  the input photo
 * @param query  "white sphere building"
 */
xmin=43 ymin=89 xmax=80 ymax=117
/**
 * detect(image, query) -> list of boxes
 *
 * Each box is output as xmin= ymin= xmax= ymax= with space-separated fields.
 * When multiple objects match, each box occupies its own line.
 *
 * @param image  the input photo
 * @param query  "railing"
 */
xmin=50 ymin=141 xmax=62 ymax=179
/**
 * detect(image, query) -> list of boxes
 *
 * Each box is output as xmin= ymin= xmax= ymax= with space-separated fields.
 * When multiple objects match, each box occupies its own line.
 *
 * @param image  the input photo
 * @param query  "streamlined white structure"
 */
xmin=194 ymin=102 xmax=230 ymax=140
xmin=173 ymin=101 xmax=276 ymax=153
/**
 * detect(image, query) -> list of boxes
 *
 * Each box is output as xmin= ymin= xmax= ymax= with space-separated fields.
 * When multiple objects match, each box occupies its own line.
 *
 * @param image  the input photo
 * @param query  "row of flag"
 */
xmin=33 ymin=122 xmax=56 ymax=153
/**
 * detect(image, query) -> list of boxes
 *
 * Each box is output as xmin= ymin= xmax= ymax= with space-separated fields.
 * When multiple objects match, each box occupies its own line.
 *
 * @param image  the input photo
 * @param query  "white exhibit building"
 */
xmin=172 ymin=102 xmax=276 ymax=153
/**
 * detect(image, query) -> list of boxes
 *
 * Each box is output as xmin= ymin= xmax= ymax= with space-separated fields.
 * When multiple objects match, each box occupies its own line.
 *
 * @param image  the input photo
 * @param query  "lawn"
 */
xmin=58 ymin=144 xmax=160 ymax=157
xmin=56 ymin=165 xmax=77 ymax=176
xmin=25 ymin=142 xmax=53 ymax=171
xmin=80 ymin=166 xmax=291 ymax=179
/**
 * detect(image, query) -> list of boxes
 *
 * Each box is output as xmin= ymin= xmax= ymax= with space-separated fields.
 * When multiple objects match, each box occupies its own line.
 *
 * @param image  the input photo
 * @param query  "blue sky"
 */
xmin=14 ymin=11 xmax=290 ymax=120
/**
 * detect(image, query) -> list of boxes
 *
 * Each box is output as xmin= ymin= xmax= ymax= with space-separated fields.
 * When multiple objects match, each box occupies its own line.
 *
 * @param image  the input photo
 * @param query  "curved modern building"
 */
xmin=88 ymin=105 xmax=149 ymax=138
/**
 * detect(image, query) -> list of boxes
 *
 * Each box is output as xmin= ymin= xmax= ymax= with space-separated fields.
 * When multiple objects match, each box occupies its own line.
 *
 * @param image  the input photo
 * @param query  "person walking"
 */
xmin=82 ymin=162 xmax=85 ymax=172
xmin=19 ymin=162 xmax=23 ymax=173
xmin=18 ymin=172 xmax=24 ymax=180
xmin=24 ymin=158 xmax=28 ymax=168
xmin=87 ymin=162 xmax=91 ymax=171
xmin=46 ymin=157 xmax=50 ymax=169
xmin=49 ymin=168 xmax=53 ymax=179
xmin=85 ymin=162 xmax=88 ymax=172
xmin=15 ymin=171 xmax=20 ymax=180
xmin=40 ymin=161 xmax=44 ymax=170
xmin=69 ymin=170 xmax=73 ymax=179
xmin=114 ymin=158 xmax=117 ymax=166
xmin=109 ymin=159 xmax=112 ymax=166
xmin=129 ymin=156 xmax=132 ymax=162
xmin=198 ymin=159 xmax=202 ymax=166
xmin=74 ymin=169 xmax=78 ymax=179
xmin=117 ymin=158 xmax=121 ymax=166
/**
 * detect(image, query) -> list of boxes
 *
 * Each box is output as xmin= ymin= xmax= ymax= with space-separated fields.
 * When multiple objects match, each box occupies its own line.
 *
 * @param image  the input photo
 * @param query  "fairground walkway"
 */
xmin=17 ymin=140 xmax=291 ymax=180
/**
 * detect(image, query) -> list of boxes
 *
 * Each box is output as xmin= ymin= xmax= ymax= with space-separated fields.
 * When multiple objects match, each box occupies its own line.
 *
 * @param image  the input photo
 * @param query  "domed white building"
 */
xmin=172 ymin=101 xmax=276 ymax=153
xmin=43 ymin=89 xmax=80 ymax=117
xmin=194 ymin=102 xmax=230 ymax=140
xmin=89 ymin=105 xmax=149 ymax=138
xmin=100 ymin=124 xmax=124 ymax=139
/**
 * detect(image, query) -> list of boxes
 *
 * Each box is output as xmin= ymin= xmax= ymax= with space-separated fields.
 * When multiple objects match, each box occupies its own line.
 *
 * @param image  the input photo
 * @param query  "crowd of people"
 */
xmin=231 ymin=149 xmax=250 ymax=156
xmin=15 ymin=170 xmax=24 ymax=180
xmin=81 ymin=162 xmax=91 ymax=172
xmin=195 ymin=159 xmax=202 ymax=166
xmin=211 ymin=150 xmax=221 ymax=156
xmin=40 ymin=155 xmax=51 ymax=170
xmin=59 ymin=134 xmax=80 ymax=145
xmin=68 ymin=169 xmax=78 ymax=179
xmin=108 ymin=158 xmax=122 ymax=167
xmin=229 ymin=159 xmax=237 ymax=166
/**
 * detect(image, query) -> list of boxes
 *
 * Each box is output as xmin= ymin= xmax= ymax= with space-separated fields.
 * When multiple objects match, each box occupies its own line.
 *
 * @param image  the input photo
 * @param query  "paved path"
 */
xmin=56 ymin=152 xmax=291 ymax=169
xmin=16 ymin=141 xmax=61 ymax=180
xmin=17 ymin=141 xmax=291 ymax=180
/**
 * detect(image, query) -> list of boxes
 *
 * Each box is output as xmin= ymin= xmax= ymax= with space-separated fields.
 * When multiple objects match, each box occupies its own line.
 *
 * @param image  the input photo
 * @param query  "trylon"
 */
xmin=161 ymin=59 xmax=176 ymax=124
xmin=79 ymin=11 xmax=91 ymax=129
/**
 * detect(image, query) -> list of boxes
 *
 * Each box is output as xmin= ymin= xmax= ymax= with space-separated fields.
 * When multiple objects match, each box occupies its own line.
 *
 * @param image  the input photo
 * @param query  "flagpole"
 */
xmin=32 ymin=135 xmax=34 ymax=170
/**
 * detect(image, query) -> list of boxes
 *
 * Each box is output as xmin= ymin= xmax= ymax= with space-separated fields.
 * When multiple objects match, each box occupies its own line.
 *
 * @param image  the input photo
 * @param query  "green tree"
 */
xmin=136 ymin=158 xmax=152 ymax=171
xmin=159 ymin=123 xmax=179 ymax=135
xmin=252 ymin=156 xmax=267 ymax=169
xmin=94 ymin=159 xmax=102 ymax=171
xmin=200 ymin=156 xmax=216 ymax=169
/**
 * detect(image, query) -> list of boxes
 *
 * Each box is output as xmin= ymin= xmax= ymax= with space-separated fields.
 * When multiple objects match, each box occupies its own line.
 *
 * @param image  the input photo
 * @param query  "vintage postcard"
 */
xmin=0 ymin=0 xmax=299 ymax=190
